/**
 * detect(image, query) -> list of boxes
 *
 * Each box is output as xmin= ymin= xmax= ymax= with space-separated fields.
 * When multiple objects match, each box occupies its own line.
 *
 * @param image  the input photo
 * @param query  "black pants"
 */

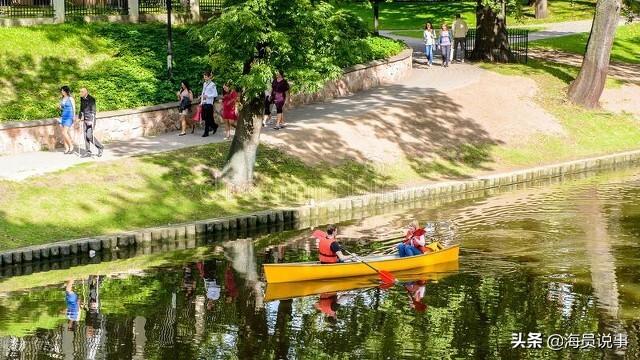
xmin=453 ymin=37 xmax=466 ymax=61
xmin=202 ymin=104 xmax=218 ymax=135
xmin=84 ymin=121 xmax=103 ymax=152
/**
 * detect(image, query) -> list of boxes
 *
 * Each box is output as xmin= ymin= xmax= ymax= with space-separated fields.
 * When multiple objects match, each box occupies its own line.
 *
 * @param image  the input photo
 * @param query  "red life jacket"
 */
xmin=404 ymin=228 xmax=427 ymax=253
xmin=315 ymin=293 xmax=337 ymax=317
xmin=318 ymin=234 xmax=338 ymax=264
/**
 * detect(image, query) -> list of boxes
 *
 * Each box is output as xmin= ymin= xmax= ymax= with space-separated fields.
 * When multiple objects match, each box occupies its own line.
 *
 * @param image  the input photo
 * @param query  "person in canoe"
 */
xmin=314 ymin=225 xmax=352 ymax=264
xmin=397 ymin=221 xmax=427 ymax=257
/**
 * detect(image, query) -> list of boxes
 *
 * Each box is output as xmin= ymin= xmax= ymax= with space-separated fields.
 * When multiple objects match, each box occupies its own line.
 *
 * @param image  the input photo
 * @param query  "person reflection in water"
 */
xmin=64 ymin=279 xmax=81 ymax=332
xmin=224 ymin=263 xmax=239 ymax=303
xmin=404 ymin=280 xmax=427 ymax=313
xmin=196 ymin=259 xmax=221 ymax=310
xmin=182 ymin=265 xmax=197 ymax=301
xmin=315 ymin=293 xmax=339 ymax=324
xmin=84 ymin=275 xmax=104 ymax=359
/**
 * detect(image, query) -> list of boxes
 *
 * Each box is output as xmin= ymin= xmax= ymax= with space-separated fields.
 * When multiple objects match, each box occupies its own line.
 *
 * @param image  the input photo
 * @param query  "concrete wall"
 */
xmin=0 ymin=48 xmax=413 ymax=154
xmin=2 ymin=147 xmax=640 ymax=270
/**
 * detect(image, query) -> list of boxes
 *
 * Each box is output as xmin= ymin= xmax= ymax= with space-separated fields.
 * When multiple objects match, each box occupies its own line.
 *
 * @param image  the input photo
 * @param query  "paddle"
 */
xmin=311 ymin=230 xmax=398 ymax=285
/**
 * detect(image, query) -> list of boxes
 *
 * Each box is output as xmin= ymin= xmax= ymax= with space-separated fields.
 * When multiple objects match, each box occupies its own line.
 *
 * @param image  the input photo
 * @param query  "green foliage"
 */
xmin=0 ymin=23 xmax=208 ymax=122
xmin=196 ymin=0 xmax=404 ymax=101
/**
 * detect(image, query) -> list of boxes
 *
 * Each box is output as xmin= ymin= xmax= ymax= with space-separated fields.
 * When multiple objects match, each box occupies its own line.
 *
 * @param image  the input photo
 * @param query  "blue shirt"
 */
xmin=66 ymin=291 xmax=80 ymax=321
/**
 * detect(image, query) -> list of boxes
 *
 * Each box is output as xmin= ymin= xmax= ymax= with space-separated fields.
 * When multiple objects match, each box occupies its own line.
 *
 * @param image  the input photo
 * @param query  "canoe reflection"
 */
xmin=264 ymin=260 xmax=459 ymax=302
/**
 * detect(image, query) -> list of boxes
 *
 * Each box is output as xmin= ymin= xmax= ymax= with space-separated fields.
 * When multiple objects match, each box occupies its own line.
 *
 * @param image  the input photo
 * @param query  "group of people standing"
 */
xmin=422 ymin=14 xmax=469 ymax=67
xmin=177 ymin=69 xmax=291 ymax=140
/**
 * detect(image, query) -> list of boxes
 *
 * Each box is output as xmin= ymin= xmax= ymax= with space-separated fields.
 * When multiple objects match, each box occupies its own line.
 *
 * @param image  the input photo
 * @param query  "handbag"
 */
xmin=192 ymin=105 xmax=202 ymax=122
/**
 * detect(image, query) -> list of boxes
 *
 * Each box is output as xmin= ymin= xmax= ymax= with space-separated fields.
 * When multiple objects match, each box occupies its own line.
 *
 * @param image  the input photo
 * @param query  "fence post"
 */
xmin=53 ymin=0 xmax=65 ymax=23
xmin=190 ymin=0 xmax=200 ymax=22
xmin=129 ymin=0 xmax=140 ymax=23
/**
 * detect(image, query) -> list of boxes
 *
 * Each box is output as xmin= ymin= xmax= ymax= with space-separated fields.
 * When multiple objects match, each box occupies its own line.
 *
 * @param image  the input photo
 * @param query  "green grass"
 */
xmin=531 ymin=23 xmax=640 ymax=64
xmin=336 ymin=0 xmax=595 ymax=30
xmin=0 ymin=23 xmax=209 ymax=122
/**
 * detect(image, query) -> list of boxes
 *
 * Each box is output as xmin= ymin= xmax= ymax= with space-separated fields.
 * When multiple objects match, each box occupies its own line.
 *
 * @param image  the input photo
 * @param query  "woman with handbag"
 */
xmin=221 ymin=83 xmax=239 ymax=140
xmin=177 ymin=80 xmax=194 ymax=136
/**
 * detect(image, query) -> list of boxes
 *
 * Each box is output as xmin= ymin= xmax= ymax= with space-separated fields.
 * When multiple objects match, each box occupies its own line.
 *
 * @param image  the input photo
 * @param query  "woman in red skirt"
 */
xmin=221 ymin=83 xmax=239 ymax=140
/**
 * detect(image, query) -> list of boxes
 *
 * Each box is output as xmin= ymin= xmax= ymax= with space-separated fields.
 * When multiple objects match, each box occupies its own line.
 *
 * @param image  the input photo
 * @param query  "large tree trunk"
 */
xmin=535 ymin=0 xmax=548 ymax=19
xmin=567 ymin=0 xmax=621 ymax=108
xmin=471 ymin=2 xmax=511 ymax=62
xmin=220 ymin=97 xmax=263 ymax=189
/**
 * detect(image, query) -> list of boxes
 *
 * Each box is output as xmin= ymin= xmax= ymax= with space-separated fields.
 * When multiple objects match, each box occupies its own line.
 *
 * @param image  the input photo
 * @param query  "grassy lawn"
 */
xmin=336 ymin=0 xmax=595 ymax=30
xmin=531 ymin=23 xmax=640 ymax=64
xmin=0 ymin=23 xmax=208 ymax=122
xmin=481 ymin=59 xmax=640 ymax=165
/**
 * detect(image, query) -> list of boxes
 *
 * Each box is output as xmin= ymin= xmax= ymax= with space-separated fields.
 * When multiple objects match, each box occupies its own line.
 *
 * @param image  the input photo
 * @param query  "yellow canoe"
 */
xmin=262 ymin=244 xmax=460 ymax=283
xmin=265 ymin=260 xmax=459 ymax=301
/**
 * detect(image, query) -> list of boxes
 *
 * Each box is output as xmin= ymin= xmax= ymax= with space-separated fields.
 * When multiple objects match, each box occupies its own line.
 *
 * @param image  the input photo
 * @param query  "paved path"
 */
xmin=0 ymin=59 xmax=484 ymax=181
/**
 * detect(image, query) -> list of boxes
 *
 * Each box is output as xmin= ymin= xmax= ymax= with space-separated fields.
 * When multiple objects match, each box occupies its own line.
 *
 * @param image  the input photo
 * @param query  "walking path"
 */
xmin=0 ymin=64 xmax=485 ymax=181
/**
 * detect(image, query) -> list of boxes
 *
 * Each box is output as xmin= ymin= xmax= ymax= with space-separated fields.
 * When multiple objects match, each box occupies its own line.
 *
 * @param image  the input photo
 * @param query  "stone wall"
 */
xmin=0 ymin=48 xmax=413 ymax=155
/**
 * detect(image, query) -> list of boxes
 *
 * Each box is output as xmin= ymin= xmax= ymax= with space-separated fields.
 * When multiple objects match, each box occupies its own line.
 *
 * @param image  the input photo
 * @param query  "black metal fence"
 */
xmin=199 ymin=0 xmax=221 ymax=13
xmin=0 ymin=0 xmax=54 ymax=17
xmin=64 ymin=0 xmax=128 ymax=16
xmin=139 ymin=0 xmax=189 ymax=14
xmin=464 ymin=28 xmax=529 ymax=63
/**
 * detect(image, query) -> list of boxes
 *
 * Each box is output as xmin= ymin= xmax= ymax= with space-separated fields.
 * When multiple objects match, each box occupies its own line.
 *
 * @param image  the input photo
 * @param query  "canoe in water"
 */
xmin=265 ymin=260 xmax=459 ymax=301
xmin=262 ymin=244 xmax=460 ymax=283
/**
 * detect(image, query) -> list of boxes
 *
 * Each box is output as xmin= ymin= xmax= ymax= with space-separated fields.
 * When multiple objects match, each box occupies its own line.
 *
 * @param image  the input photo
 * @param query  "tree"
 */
xmin=471 ymin=0 xmax=511 ymax=62
xmin=567 ymin=0 xmax=622 ymax=108
xmin=535 ymin=0 xmax=548 ymax=19
xmin=198 ymin=0 xmax=372 ymax=189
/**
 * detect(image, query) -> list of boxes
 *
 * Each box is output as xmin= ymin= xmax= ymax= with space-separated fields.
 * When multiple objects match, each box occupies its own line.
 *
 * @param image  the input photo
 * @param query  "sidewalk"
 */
xmin=0 ymin=54 xmax=486 ymax=181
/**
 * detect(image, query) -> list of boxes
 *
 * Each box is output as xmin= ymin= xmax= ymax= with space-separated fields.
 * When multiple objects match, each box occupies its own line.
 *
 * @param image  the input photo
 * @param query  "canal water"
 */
xmin=0 ymin=168 xmax=639 ymax=359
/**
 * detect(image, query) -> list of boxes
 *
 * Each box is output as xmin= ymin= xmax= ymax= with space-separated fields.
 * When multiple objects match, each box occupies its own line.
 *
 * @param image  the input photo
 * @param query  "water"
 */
xmin=1 ymin=169 xmax=640 ymax=359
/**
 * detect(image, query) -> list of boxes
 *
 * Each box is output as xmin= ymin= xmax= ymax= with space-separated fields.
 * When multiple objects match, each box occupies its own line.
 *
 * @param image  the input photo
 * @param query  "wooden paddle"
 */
xmin=311 ymin=230 xmax=398 ymax=285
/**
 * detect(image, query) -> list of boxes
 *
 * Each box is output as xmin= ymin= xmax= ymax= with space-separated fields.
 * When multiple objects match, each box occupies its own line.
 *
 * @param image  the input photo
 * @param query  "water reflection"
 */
xmin=1 ymin=169 xmax=640 ymax=358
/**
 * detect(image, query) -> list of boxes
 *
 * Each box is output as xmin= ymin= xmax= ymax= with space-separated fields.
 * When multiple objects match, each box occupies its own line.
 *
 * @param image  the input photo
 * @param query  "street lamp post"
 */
xmin=166 ymin=0 xmax=173 ymax=79
xmin=372 ymin=0 xmax=380 ymax=35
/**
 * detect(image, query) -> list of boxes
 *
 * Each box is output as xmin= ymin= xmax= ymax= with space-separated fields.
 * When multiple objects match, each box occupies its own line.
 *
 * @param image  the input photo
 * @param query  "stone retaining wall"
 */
xmin=2 ymin=148 xmax=640 ymax=270
xmin=0 ymin=48 xmax=413 ymax=155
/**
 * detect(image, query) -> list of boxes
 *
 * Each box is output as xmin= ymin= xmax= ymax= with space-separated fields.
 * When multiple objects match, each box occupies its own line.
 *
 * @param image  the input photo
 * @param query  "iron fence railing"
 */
xmin=139 ymin=0 xmax=188 ymax=14
xmin=465 ymin=28 xmax=529 ymax=63
xmin=0 ymin=0 xmax=54 ymax=18
xmin=199 ymin=0 xmax=221 ymax=13
xmin=64 ymin=0 xmax=128 ymax=16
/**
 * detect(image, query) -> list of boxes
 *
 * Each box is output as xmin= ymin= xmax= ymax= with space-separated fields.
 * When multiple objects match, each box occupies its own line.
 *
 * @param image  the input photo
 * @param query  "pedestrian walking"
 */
xmin=262 ymin=80 xmax=273 ymax=127
xmin=271 ymin=70 xmax=290 ymax=130
xmin=423 ymin=22 xmax=436 ymax=67
xmin=221 ymin=83 xmax=239 ymax=141
xmin=58 ymin=86 xmax=76 ymax=154
xmin=177 ymin=80 xmax=194 ymax=136
xmin=200 ymin=70 xmax=219 ymax=137
xmin=452 ymin=14 xmax=469 ymax=63
xmin=78 ymin=88 xmax=104 ymax=157
xmin=437 ymin=24 xmax=452 ymax=67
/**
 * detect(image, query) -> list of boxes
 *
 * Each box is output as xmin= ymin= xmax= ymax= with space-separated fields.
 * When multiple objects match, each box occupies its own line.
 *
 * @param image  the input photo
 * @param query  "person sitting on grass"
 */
xmin=316 ymin=225 xmax=352 ymax=264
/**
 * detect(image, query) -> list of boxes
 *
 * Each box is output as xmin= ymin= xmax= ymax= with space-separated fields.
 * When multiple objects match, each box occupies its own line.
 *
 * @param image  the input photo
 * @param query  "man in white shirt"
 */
xmin=201 ymin=70 xmax=219 ymax=137
xmin=452 ymin=14 xmax=469 ymax=63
